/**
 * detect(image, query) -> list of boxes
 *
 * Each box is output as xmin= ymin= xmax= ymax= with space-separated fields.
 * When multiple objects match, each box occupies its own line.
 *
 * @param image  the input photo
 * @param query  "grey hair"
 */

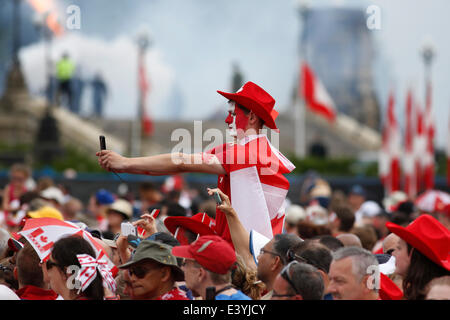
xmin=332 ymin=246 xmax=378 ymax=282
xmin=0 ymin=228 xmax=10 ymax=258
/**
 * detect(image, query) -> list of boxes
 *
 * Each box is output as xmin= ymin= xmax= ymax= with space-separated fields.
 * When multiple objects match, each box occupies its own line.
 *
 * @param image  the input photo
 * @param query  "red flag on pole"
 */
xmin=300 ymin=62 xmax=336 ymax=122
xmin=379 ymin=91 xmax=401 ymax=194
xmin=414 ymin=101 xmax=426 ymax=192
xmin=138 ymin=52 xmax=153 ymax=137
xmin=447 ymin=110 xmax=450 ymax=187
xmin=403 ymin=89 xmax=416 ymax=197
xmin=423 ymin=81 xmax=435 ymax=190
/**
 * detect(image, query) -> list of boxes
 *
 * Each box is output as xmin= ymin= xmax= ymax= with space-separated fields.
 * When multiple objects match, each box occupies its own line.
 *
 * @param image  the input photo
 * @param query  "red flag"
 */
xmin=414 ymin=101 xmax=426 ymax=192
xmin=403 ymin=89 xmax=416 ymax=197
xmin=423 ymin=81 xmax=435 ymax=189
xmin=300 ymin=62 xmax=336 ymax=122
xmin=447 ymin=110 xmax=450 ymax=187
xmin=379 ymin=91 xmax=401 ymax=194
xmin=138 ymin=52 xmax=153 ymax=136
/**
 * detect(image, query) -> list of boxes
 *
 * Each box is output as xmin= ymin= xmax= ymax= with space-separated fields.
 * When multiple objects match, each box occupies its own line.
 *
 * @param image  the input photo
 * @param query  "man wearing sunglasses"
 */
xmin=256 ymin=234 xmax=302 ymax=300
xmin=271 ymin=261 xmax=324 ymax=300
xmin=118 ymin=240 xmax=188 ymax=300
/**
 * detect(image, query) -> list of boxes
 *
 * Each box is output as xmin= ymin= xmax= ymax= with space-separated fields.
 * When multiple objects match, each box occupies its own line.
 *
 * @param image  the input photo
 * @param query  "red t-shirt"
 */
xmin=156 ymin=287 xmax=189 ymax=300
xmin=205 ymin=137 xmax=291 ymax=242
xmin=16 ymin=285 xmax=58 ymax=300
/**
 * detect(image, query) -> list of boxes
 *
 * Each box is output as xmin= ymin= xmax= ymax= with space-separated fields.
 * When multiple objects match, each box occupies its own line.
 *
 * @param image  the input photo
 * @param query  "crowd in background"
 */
xmin=0 ymin=163 xmax=448 ymax=300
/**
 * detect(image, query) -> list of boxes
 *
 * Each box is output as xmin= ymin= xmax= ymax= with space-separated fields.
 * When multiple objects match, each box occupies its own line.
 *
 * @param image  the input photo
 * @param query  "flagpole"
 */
xmin=421 ymin=39 xmax=435 ymax=190
xmin=295 ymin=0 xmax=309 ymax=159
xmin=131 ymin=31 xmax=150 ymax=156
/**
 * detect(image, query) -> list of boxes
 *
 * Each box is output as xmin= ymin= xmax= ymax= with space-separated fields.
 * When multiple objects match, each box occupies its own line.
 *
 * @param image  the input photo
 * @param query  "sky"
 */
xmin=15 ymin=0 xmax=450 ymax=150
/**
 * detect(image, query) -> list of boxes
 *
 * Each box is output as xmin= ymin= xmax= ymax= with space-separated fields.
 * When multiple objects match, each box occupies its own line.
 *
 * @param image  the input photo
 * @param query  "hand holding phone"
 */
xmin=121 ymin=222 xmax=137 ymax=237
xmin=100 ymin=135 xmax=106 ymax=150
xmin=213 ymin=191 xmax=222 ymax=205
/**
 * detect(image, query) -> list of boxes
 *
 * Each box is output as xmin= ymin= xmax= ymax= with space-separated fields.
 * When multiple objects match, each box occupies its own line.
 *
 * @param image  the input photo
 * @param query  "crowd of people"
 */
xmin=0 ymin=162 xmax=448 ymax=301
xmin=0 ymin=81 xmax=448 ymax=301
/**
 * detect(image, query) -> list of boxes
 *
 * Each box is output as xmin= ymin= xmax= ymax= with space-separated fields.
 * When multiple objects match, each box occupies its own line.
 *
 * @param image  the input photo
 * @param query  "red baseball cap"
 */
xmin=386 ymin=214 xmax=450 ymax=271
xmin=164 ymin=213 xmax=216 ymax=238
xmin=217 ymin=81 xmax=279 ymax=130
xmin=171 ymin=235 xmax=236 ymax=274
xmin=379 ymin=272 xmax=403 ymax=300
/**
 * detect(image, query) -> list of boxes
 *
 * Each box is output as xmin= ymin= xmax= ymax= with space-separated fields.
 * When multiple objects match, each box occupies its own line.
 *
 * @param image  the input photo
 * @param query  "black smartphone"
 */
xmin=205 ymin=286 xmax=216 ymax=300
xmin=99 ymin=135 xmax=106 ymax=150
xmin=213 ymin=191 xmax=222 ymax=205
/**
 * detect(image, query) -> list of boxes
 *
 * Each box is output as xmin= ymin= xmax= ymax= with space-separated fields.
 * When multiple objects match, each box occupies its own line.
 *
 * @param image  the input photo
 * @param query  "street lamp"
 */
xmin=12 ymin=0 xmax=22 ymax=65
xmin=130 ymin=30 xmax=153 ymax=156
xmin=294 ymin=0 xmax=311 ymax=159
xmin=33 ymin=12 xmax=54 ymax=105
xmin=421 ymin=38 xmax=435 ymax=83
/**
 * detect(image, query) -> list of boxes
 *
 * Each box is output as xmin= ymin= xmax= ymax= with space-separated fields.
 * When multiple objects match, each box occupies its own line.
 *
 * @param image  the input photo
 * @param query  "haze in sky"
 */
xmin=17 ymin=0 xmax=450 ymax=149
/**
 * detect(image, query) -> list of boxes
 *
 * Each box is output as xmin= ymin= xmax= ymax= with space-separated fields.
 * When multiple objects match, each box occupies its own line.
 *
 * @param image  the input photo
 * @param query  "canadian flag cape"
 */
xmin=206 ymin=134 xmax=295 ymax=241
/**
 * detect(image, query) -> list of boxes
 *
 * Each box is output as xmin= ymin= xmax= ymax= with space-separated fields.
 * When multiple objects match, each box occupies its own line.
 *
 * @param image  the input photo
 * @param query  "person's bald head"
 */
xmin=382 ymin=233 xmax=400 ymax=255
xmin=336 ymin=233 xmax=362 ymax=248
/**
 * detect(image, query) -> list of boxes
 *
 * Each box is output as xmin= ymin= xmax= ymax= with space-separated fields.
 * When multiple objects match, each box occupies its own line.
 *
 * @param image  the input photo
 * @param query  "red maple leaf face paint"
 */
xmin=234 ymin=104 xmax=249 ymax=131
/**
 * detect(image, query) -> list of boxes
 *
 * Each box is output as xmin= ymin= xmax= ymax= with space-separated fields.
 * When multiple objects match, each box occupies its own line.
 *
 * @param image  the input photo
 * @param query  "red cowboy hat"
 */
xmin=386 ymin=214 xmax=450 ymax=271
xmin=379 ymin=272 xmax=403 ymax=300
xmin=164 ymin=212 xmax=216 ymax=238
xmin=217 ymin=81 xmax=279 ymax=130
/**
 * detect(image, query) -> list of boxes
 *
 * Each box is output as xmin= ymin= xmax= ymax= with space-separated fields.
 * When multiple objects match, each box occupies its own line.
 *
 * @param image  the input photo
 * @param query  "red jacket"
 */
xmin=16 ymin=285 xmax=58 ymax=300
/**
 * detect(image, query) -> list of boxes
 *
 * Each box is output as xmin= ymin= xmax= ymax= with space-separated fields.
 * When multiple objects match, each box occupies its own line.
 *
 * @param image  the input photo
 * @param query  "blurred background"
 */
xmin=0 ymin=0 xmax=449 ymax=207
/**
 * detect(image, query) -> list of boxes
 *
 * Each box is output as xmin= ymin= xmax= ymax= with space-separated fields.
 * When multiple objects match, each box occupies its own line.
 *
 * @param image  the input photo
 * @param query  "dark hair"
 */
xmin=283 ymin=262 xmax=324 ymax=300
xmin=139 ymin=182 xmax=157 ymax=192
xmin=272 ymin=234 xmax=303 ymax=265
xmin=351 ymin=225 xmax=378 ymax=251
xmin=51 ymin=236 xmax=104 ymax=300
xmin=403 ymin=244 xmax=450 ymax=300
xmin=166 ymin=202 xmax=187 ymax=217
xmin=313 ymin=235 xmax=344 ymax=252
xmin=334 ymin=206 xmax=355 ymax=232
xmin=19 ymin=191 xmax=40 ymax=206
xmin=289 ymin=240 xmax=333 ymax=273
xmin=16 ymin=242 xmax=44 ymax=288
xmin=297 ymin=221 xmax=331 ymax=240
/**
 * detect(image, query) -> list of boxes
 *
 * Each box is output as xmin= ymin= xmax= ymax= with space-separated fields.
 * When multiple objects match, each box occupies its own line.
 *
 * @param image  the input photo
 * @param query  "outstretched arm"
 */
xmin=207 ymin=187 xmax=257 ymax=271
xmin=96 ymin=150 xmax=226 ymax=176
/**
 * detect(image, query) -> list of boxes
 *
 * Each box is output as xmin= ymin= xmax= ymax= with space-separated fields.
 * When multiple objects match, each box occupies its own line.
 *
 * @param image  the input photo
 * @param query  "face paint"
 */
xmin=234 ymin=105 xmax=249 ymax=131
xmin=226 ymin=101 xmax=238 ymax=137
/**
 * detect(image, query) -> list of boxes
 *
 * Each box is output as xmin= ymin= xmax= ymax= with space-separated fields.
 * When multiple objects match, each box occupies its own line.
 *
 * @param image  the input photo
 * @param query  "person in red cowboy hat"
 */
xmin=164 ymin=212 xmax=216 ymax=245
xmin=97 ymin=81 xmax=295 ymax=244
xmin=386 ymin=214 xmax=450 ymax=300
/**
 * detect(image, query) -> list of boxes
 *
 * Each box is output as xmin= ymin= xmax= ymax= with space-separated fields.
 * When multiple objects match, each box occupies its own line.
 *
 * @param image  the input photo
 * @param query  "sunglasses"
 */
xmin=286 ymin=249 xmax=323 ymax=272
xmin=259 ymin=248 xmax=281 ymax=258
xmin=280 ymin=260 xmax=301 ymax=295
xmin=128 ymin=265 xmax=156 ymax=279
